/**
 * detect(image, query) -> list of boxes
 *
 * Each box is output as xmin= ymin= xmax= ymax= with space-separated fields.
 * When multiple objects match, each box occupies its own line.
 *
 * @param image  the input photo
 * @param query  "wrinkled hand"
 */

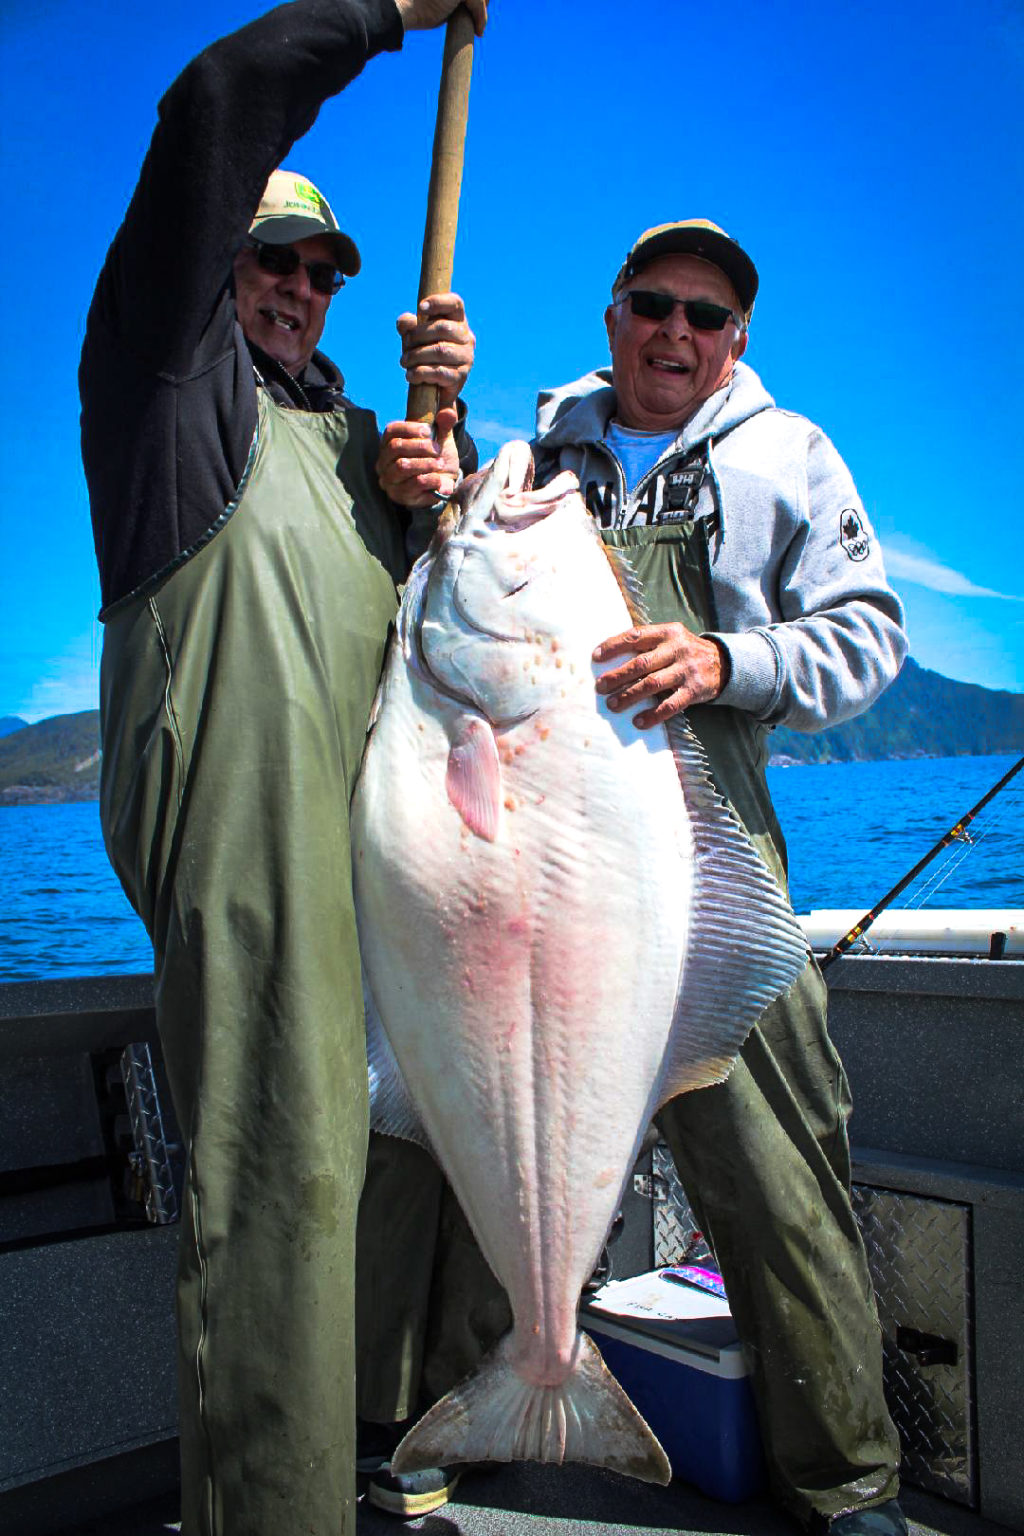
xmin=377 ymin=406 xmax=461 ymax=508
xmin=593 ymin=622 xmax=728 ymax=728
xmin=396 ymin=292 xmax=475 ymax=407
xmin=395 ymin=0 xmax=488 ymax=35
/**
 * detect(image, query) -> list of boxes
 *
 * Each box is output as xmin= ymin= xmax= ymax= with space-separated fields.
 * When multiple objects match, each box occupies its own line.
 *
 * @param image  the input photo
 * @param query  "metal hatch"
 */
xmin=852 ymin=1184 xmax=975 ymax=1507
xmin=648 ymin=1143 xmax=977 ymax=1507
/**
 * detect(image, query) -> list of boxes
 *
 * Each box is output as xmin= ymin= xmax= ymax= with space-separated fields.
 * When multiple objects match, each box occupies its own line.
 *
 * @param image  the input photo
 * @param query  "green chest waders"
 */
xmin=603 ymin=517 xmax=900 ymax=1523
xmin=100 ymin=390 xmax=402 ymax=1536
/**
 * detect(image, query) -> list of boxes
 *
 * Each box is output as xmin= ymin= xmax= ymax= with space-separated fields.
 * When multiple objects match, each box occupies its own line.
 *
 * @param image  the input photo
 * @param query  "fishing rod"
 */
xmin=817 ymin=752 xmax=1024 ymax=970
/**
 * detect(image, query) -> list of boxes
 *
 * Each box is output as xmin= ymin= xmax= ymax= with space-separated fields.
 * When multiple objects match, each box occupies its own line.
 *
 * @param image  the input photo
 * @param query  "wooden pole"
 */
xmin=406 ymin=6 xmax=476 ymax=425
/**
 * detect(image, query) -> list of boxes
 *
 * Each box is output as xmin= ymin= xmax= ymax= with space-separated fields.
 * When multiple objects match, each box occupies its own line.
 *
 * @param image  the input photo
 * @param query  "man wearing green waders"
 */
xmin=532 ymin=221 xmax=908 ymax=1536
xmin=78 ymin=1 xmax=487 ymax=1532
xmin=372 ymin=223 xmax=910 ymax=1536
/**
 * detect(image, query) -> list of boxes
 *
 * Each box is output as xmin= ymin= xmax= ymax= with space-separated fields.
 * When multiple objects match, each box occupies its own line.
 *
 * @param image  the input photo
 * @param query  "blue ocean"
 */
xmin=1 ymin=754 xmax=1022 ymax=982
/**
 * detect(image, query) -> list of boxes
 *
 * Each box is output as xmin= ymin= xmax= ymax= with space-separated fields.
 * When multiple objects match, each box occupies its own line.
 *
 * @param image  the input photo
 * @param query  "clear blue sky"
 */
xmin=2 ymin=0 xmax=1023 ymax=722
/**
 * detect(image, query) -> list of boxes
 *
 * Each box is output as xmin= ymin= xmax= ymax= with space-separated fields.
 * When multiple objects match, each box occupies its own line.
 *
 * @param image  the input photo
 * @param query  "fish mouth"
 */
xmin=486 ymin=501 xmax=554 ymax=533
xmin=452 ymin=444 xmax=578 ymax=538
xmin=479 ymin=471 xmax=580 ymax=536
xmin=414 ymin=580 xmax=538 ymax=728
xmin=400 ymin=543 xmax=518 ymax=712
xmin=404 ymin=440 xmax=579 ymax=721
xmin=450 ymin=557 xmax=528 ymax=636
xmin=453 ymin=441 xmax=534 ymax=529
xmin=442 ymin=452 xmax=580 ymax=636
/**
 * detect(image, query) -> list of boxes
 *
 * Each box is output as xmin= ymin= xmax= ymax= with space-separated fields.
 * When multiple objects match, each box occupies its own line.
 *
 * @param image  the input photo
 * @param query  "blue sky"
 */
xmin=2 ymin=0 xmax=1023 ymax=722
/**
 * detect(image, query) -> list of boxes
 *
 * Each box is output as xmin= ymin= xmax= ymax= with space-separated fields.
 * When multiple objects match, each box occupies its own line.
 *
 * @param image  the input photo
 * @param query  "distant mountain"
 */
xmin=0 ymin=716 xmax=28 ymax=738
xmin=1 ymin=662 xmax=1021 ymax=804
xmin=769 ymin=658 xmax=1024 ymax=765
xmin=0 ymin=710 xmax=101 ymax=805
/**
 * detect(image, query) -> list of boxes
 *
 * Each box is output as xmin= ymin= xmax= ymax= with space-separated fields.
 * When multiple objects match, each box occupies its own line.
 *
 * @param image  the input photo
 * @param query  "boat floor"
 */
xmin=63 ymin=1465 xmax=1011 ymax=1536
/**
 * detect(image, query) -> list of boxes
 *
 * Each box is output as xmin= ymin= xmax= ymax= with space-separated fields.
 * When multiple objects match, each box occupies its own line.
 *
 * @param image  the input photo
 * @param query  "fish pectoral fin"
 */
xmin=391 ymin=1330 xmax=671 ymax=1485
xmin=445 ymin=715 xmax=502 ymax=842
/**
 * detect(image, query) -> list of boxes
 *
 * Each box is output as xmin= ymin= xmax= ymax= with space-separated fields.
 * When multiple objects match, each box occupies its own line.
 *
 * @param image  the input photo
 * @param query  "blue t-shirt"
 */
xmin=603 ymin=421 xmax=678 ymax=510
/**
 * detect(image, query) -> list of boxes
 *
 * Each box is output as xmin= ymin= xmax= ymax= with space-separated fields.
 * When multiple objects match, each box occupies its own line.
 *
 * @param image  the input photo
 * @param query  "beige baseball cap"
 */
xmin=249 ymin=168 xmax=361 ymax=277
xmin=613 ymin=220 xmax=758 ymax=316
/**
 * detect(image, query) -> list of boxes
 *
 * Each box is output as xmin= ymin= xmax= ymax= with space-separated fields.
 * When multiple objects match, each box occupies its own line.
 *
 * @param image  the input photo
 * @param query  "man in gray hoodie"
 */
xmin=369 ymin=221 xmax=908 ymax=1536
xmin=532 ymin=219 xmax=906 ymax=733
xmin=535 ymin=221 xmax=907 ymax=1536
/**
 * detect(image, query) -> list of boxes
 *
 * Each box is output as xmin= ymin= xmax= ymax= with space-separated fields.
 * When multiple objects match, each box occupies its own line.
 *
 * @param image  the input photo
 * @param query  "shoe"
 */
xmin=366 ymin=1462 xmax=462 ymax=1519
xmin=827 ymin=1499 xmax=908 ymax=1536
xmin=356 ymin=1418 xmax=407 ymax=1475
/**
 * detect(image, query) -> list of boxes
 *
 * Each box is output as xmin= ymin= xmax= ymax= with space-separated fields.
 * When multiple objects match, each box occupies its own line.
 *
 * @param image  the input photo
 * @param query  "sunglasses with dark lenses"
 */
xmin=247 ymin=238 xmax=344 ymax=296
xmin=619 ymin=290 xmax=738 ymax=331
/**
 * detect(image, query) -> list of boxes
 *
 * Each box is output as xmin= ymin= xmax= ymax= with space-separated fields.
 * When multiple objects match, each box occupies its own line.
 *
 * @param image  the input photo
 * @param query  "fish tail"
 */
xmin=389 ymin=1330 xmax=671 ymax=1485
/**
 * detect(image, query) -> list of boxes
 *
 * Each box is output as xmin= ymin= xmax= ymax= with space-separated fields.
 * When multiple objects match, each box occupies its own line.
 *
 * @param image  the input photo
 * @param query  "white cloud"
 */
xmin=898 ymin=586 xmax=1024 ymax=692
xmin=470 ymin=418 xmax=533 ymax=447
xmin=884 ymin=540 xmax=1024 ymax=602
xmin=16 ymin=628 xmax=102 ymax=723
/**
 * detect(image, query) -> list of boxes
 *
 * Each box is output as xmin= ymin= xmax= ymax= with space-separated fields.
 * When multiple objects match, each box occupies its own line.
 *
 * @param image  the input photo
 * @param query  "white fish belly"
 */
xmin=353 ymin=664 xmax=692 ymax=1386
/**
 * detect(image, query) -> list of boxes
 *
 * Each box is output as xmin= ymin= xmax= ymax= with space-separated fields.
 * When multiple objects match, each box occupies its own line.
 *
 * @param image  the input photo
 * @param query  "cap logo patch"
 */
xmin=840 ymin=508 xmax=870 ymax=562
xmin=293 ymin=180 xmax=326 ymax=213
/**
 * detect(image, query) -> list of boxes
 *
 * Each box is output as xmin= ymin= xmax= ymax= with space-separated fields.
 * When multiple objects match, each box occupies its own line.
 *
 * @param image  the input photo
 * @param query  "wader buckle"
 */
xmin=658 ymin=445 xmax=709 ymax=524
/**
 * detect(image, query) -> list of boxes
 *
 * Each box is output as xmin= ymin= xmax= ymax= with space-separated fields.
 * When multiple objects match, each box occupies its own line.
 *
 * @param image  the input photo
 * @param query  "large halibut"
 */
xmin=351 ymin=441 xmax=808 ymax=1483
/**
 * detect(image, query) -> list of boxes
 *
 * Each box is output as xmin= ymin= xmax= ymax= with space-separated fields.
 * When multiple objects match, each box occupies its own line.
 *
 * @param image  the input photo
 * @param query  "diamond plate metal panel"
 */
xmin=852 ymin=1184 xmax=975 ymax=1507
xmin=652 ymin=1141 xmax=713 ymax=1266
xmin=650 ymin=1142 xmax=976 ymax=1506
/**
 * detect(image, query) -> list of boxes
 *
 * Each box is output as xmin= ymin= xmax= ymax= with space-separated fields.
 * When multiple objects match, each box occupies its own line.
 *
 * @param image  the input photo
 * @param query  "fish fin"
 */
xmin=364 ymin=975 xmax=433 ymax=1152
xmin=364 ymin=622 xmax=399 ymax=734
xmin=656 ymin=715 xmax=811 ymax=1100
xmin=365 ymin=678 xmax=385 ymax=734
xmin=446 ymin=715 xmax=502 ymax=841
xmin=602 ymin=545 xmax=650 ymax=627
xmin=390 ymin=1330 xmax=671 ymax=1486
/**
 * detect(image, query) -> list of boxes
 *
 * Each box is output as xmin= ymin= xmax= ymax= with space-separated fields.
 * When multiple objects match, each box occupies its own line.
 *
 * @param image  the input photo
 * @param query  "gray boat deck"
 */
xmin=60 ymin=1466 xmax=1012 ymax=1536
xmin=4 ymin=966 xmax=1022 ymax=1536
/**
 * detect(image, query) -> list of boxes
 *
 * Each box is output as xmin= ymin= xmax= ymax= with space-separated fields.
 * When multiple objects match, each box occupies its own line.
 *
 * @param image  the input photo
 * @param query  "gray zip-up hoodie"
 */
xmin=534 ymin=360 xmax=907 ymax=734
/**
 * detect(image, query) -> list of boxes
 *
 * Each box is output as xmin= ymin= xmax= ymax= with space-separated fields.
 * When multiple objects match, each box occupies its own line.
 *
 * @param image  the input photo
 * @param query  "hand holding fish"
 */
xmin=396 ymin=292 xmax=476 ymax=407
xmin=377 ymin=410 xmax=461 ymax=507
xmin=593 ymin=622 xmax=729 ymax=727
xmin=395 ymin=0 xmax=488 ymax=33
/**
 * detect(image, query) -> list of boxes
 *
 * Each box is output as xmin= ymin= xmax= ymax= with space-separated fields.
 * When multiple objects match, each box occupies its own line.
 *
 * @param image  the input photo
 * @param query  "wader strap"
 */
xmin=600 ymin=518 xmax=789 ymax=888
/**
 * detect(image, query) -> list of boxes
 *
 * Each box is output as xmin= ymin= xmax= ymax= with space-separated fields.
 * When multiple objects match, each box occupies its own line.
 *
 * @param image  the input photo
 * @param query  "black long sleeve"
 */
xmin=80 ymin=0 xmax=405 ymax=612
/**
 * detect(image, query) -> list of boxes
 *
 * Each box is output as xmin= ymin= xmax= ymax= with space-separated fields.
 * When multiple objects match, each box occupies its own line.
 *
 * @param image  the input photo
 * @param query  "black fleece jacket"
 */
xmin=80 ymin=0 xmax=476 ymax=615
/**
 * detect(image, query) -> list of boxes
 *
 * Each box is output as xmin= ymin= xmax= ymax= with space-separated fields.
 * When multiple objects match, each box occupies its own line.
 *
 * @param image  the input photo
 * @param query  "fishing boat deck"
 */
xmin=3 ymin=961 xmax=1022 ymax=1536
xmin=58 ymin=1463 xmax=1012 ymax=1536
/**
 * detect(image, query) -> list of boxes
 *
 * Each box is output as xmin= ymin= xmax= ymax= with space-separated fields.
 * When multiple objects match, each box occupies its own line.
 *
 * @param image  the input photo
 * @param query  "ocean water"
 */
xmin=770 ymin=753 xmax=1023 ymax=912
xmin=1 ymin=755 xmax=1022 ymax=983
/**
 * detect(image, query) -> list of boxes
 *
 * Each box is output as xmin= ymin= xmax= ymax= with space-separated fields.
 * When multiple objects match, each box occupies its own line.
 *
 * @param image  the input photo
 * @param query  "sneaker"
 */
xmin=366 ymin=1462 xmax=462 ymax=1519
xmin=827 ymin=1499 xmax=908 ymax=1536
xmin=356 ymin=1418 xmax=407 ymax=1476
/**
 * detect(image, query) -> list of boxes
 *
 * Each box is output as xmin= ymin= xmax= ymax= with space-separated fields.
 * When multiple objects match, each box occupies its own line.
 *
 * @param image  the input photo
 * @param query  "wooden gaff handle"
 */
xmin=406 ymin=6 xmax=476 ymax=425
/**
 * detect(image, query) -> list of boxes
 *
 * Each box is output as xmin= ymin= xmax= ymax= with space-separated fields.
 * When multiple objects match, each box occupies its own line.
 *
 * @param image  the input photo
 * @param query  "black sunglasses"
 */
xmin=246 ymin=238 xmax=344 ymax=297
xmin=617 ymin=290 xmax=738 ymax=331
